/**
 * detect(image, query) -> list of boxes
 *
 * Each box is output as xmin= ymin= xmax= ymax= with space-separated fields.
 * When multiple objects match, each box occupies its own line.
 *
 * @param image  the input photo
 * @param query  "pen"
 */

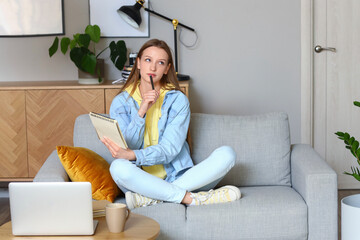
xmin=150 ymin=75 xmax=155 ymax=90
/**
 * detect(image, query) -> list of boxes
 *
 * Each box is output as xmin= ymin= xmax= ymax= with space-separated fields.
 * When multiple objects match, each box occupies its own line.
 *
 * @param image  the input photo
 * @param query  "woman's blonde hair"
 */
xmin=120 ymin=39 xmax=181 ymax=95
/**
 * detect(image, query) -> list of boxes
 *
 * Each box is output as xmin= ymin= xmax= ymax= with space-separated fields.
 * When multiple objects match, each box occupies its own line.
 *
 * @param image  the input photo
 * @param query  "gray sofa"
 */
xmin=34 ymin=112 xmax=338 ymax=240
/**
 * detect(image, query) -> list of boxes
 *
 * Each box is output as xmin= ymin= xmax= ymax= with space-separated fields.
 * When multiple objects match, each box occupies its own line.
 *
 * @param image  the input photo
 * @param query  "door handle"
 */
xmin=314 ymin=45 xmax=336 ymax=53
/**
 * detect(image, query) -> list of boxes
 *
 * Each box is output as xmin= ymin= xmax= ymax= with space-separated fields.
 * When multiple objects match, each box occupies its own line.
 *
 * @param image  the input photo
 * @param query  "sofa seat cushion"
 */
xmin=186 ymin=186 xmax=307 ymax=240
xmin=190 ymin=112 xmax=291 ymax=187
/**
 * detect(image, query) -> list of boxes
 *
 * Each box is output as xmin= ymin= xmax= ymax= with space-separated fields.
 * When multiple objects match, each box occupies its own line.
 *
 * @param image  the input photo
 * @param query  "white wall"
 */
xmin=0 ymin=0 xmax=301 ymax=143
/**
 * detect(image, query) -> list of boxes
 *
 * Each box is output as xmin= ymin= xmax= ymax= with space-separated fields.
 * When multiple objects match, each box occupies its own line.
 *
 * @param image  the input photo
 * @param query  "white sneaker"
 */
xmin=125 ymin=192 xmax=163 ymax=209
xmin=189 ymin=185 xmax=241 ymax=206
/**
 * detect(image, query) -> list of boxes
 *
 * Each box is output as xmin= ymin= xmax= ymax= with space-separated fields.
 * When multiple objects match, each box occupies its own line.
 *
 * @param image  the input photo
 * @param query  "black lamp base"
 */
xmin=177 ymin=73 xmax=190 ymax=81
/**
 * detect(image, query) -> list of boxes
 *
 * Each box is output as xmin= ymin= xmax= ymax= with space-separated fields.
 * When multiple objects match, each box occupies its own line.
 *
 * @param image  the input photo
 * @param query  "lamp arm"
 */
xmin=144 ymin=8 xmax=195 ymax=32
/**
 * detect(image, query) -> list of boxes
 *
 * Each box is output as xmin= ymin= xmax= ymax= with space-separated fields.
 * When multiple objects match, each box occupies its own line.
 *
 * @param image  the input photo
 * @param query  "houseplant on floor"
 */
xmin=49 ymin=24 xmax=127 ymax=84
xmin=335 ymin=101 xmax=360 ymax=179
xmin=335 ymin=100 xmax=360 ymax=240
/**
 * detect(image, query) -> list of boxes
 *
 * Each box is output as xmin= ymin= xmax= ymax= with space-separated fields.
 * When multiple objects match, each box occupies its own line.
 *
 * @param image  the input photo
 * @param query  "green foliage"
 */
xmin=335 ymin=101 xmax=360 ymax=181
xmin=110 ymin=41 xmax=127 ymax=72
xmin=49 ymin=25 xmax=127 ymax=81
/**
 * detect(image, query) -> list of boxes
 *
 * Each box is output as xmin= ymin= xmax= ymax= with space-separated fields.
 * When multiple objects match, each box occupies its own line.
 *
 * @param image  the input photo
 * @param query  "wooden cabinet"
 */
xmin=0 ymin=80 xmax=189 ymax=181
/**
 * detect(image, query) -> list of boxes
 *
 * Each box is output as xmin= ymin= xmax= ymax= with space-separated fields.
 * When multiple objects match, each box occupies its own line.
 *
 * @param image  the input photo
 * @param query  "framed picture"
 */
xmin=0 ymin=0 xmax=64 ymax=37
xmin=89 ymin=0 xmax=150 ymax=38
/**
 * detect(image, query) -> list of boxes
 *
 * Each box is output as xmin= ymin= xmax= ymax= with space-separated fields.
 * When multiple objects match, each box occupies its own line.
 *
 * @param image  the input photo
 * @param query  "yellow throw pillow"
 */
xmin=56 ymin=146 xmax=119 ymax=202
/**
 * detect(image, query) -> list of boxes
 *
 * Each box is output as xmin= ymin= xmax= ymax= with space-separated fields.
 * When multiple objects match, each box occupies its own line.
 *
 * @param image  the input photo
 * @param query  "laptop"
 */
xmin=9 ymin=182 xmax=98 ymax=236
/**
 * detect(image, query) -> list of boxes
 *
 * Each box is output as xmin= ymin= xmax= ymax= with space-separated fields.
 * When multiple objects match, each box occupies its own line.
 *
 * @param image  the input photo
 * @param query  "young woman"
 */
xmin=101 ymin=39 xmax=240 ymax=209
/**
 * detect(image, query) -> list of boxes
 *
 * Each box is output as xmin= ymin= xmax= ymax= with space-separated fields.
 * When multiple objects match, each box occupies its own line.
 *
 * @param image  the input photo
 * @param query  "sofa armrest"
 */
xmin=291 ymin=144 xmax=337 ymax=240
xmin=33 ymin=150 xmax=69 ymax=182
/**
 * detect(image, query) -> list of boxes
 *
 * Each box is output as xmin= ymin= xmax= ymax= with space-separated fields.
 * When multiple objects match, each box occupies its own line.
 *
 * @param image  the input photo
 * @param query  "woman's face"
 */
xmin=137 ymin=46 xmax=171 ymax=85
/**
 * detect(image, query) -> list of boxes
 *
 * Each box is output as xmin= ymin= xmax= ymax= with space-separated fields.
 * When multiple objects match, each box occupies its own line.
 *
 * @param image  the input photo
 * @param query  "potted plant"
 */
xmin=49 ymin=24 xmax=127 ymax=84
xmin=335 ymin=101 xmax=360 ymax=240
xmin=335 ymin=101 xmax=360 ymax=180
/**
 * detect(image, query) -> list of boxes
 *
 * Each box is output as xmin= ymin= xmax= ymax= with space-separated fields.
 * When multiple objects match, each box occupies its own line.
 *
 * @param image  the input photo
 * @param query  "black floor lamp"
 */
xmin=118 ymin=0 xmax=195 ymax=81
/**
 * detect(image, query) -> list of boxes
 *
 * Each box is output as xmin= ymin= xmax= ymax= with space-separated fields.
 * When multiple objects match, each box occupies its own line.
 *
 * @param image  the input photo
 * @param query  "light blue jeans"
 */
xmin=109 ymin=146 xmax=236 ymax=203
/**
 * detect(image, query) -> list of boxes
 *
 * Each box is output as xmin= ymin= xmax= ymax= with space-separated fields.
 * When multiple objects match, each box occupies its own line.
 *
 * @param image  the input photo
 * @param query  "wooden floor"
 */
xmin=1 ymin=189 xmax=360 ymax=239
xmin=0 ymin=197 xmax=10 ymax=227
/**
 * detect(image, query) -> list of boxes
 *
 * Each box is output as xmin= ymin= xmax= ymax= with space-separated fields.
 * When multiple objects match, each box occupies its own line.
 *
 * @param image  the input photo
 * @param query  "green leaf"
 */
xmin=344 ymin=167 xmax=360 ymax=181
xmin=354 ymin=101 xmax=360 ymax=107
xmin=349 ymin=137 xmax=355 ymax=145
xmin=78 ymin=34 xmax=91 ymax=48
xmin=80 ymin=54 xmax=97 ymax=74
xmin=49 ymin=37 xmax=59 ymax=57
xmin=69 ymin=39 xmax=77 ymax=49
xmin=85 ymin=25 xmax=101 ymax=43
xmin=60 ymin=37 xmax=71 ymax=54
xmin=356 ymin=148 xmax=360 ymax=157
xmin=352 ymin=140 xmax=359 ymax=153
xmin=344 ymin=133 xmax=350 ymax=140
xmin=70 ymin=47 xmax=90 ymax=71
xmin=109 ymin=40 xmax=127 ymax=71
xmin=335 ymin=132 xmax=345 ymax=137
xmin=73 ymin=34 xmax=80 ymax=43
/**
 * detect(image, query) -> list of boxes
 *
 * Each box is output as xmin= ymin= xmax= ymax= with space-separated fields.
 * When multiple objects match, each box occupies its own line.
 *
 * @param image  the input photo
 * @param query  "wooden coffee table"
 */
xmin=0 ymin=213 xmax=160 ymax=239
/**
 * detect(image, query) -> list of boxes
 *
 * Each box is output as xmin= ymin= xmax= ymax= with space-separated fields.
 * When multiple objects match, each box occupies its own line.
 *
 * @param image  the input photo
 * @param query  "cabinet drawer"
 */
xmin=26 ymin=89 xmax=105 ymax=177
xmin=0 ymin=91 xmax=27 ymax=178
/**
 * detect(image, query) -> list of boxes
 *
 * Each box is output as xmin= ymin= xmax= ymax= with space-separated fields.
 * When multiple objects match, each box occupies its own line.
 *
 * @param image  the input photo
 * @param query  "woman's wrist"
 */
xmin=138 ymin=109 xmax=145 ymax=118
xmin=138 ymin=105 xmax=148 ymax=118
xmin=126 ymin=149 xmax=136 ymax=161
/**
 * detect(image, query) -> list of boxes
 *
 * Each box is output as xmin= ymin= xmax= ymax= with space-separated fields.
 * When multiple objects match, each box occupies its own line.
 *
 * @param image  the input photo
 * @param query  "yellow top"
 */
xmin=125 ymin=83 xmax=169 ymax=179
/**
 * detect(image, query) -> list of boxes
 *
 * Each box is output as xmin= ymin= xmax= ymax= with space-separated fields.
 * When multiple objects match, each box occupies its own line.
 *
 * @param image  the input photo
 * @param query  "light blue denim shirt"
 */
xmin=109 ymin=89 xmax=194 ymax=183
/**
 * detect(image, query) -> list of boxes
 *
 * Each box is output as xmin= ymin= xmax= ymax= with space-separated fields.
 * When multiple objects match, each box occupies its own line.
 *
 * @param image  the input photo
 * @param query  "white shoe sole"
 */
xmin=125 ymin=191 xmax=135 ymax=209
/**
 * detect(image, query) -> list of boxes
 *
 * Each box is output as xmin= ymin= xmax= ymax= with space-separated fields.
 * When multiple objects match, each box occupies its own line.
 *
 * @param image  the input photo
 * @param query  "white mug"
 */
xmin=105 ymin=203 xmax=131 ymax=233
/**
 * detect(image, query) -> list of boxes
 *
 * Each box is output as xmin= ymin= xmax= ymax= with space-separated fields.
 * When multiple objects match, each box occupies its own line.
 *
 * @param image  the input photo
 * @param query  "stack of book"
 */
xmin=112 ymin=66 xmax=133 ymax=84
xmin=92 ymin=199 xmax=109 ymax=218
xmin=121 ymin=66 xmax=133 ymax=80
xmin=93 ymin=209 xmax=105 ymax=218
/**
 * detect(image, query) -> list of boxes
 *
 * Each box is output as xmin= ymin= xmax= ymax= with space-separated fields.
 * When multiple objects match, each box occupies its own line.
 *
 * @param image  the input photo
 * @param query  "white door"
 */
xmin=311 ymin=0 xmax=360 ymax=189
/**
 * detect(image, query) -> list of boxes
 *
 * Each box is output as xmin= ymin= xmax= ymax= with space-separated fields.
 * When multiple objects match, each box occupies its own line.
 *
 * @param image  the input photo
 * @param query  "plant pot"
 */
xmin=78 ymin=59 xmax=105 ymax=85
xmin=341 ymin=194 xmax=360 ymax=239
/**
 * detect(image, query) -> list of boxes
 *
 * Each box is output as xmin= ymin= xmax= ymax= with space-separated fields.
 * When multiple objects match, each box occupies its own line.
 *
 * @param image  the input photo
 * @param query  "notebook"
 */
xmin=89 ymin=112 xmax=128 ymax=149
xmin=9 ymin=182 xmax=98 ymax=236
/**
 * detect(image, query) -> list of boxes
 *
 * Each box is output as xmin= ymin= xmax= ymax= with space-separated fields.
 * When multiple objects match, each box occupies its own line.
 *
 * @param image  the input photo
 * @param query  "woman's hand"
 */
xmin=101 ymin=136 xmax=136 ymax=161
xmin=138 ymin=89 xmax=159 ymax=118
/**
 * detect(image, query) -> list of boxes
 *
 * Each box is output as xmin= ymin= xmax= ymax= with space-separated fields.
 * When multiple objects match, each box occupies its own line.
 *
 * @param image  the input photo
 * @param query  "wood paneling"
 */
xmin=0 ymin=91 xmax=27 ymax=178
xmin=105 ymin=89 xmax=121 ymax=114
xmin=26 ymin=89 xmax=105 ymax=177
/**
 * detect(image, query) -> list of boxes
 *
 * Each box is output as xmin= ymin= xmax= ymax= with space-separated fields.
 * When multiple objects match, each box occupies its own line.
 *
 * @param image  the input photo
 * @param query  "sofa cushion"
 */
xmin=190 ymin=112 xmax=291 ymax=187
xmin=56 ymin=146 xmax=120 ymax=202
xmin=186 ymin=186 xmax=307 ymax=240
xmin=73 ymin=114 xmax=114 ymax=164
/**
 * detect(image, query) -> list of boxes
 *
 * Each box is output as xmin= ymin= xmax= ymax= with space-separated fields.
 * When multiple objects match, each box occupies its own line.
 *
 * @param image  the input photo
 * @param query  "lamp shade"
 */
xmin=117 ymin=2 xmax=143 ymax=29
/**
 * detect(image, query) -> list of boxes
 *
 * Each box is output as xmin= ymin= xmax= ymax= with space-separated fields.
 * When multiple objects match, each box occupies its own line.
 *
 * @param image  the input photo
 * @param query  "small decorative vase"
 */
xmin=78 ymin=59 xmax=105 ymax=85
xmin=341 ymin=194 xmax=360 ymax=240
